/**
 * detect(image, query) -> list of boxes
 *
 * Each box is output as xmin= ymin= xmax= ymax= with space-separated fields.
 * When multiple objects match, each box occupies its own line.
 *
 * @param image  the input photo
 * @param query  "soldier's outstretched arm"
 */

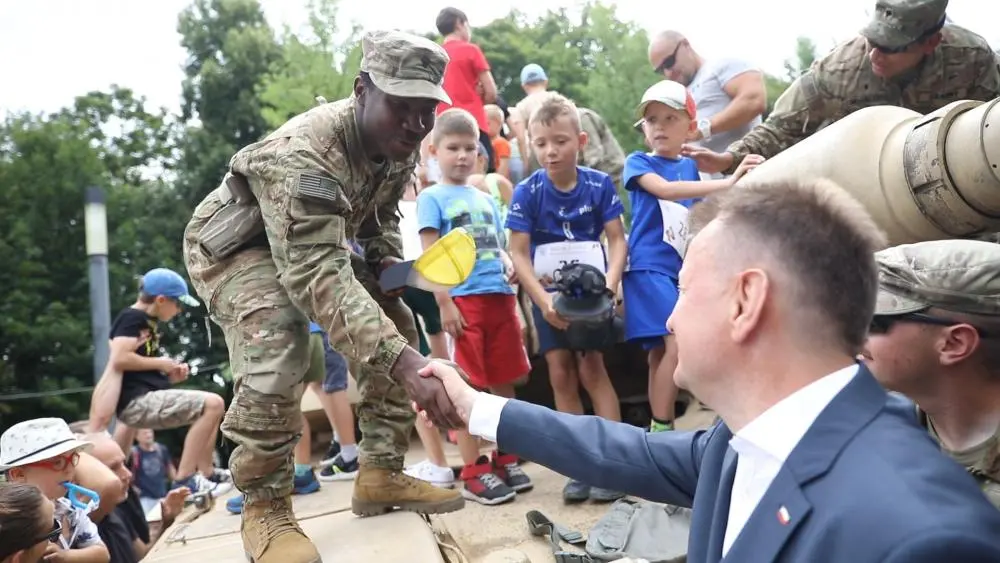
xmin=240 ymin=151 xmax=464 ymax=428
xmin=722 ymin=70 xmax=832 ymax=174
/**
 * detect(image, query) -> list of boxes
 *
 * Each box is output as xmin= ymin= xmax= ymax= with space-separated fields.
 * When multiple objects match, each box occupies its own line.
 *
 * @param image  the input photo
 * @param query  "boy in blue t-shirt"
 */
xmin=505 ymin=92 xmax=628 ymax=504
xmin=622 ymin=80 xmax=763 ymax=432
xmin=416 ymin=108 xmax=533 ymax=506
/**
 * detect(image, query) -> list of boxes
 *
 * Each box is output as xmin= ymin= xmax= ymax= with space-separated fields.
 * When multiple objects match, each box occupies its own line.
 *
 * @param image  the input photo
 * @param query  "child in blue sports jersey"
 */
xmin=506 ymin=92 xmax=628 ymax=504
xmin=622 ymin=80 xmax=763 ymax=432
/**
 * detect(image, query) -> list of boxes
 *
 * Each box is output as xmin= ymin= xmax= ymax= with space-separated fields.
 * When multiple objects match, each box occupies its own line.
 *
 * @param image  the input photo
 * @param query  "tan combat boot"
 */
xmin=351 ymin=465 xmax=465 ymax=517
xmin=242 ymin=497 xmax=321 ymax=563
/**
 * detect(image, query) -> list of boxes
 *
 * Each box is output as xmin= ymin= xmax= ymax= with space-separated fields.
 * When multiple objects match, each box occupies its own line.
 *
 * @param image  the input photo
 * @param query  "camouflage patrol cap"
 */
xmin=874 ymin=239 xmax=1000 ymax=317
xmin=360 ymin=30 xmax=451 ymax=104
xmin=860 ymin=0 xmax=948 ymax=49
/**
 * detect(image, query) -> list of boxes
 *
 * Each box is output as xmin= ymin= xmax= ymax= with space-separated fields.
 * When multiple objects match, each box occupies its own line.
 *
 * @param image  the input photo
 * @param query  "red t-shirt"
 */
xmin=437 ymin=39 xmax=490 ymax=132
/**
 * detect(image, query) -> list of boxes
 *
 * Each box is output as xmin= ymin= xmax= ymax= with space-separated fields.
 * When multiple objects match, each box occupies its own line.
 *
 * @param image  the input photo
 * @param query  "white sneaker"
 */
xmin=191 ymin=473 xmax=233 ymax=498
xmin=403 ymin=460 xmax=455 ymax=489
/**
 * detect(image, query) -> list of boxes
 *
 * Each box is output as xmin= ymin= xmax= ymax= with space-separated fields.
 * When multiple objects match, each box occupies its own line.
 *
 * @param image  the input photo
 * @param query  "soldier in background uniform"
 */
xmin=685 ymin=0 xmax=1000 ymax=175
xmin=508 ymin=64 xmax=626 ymax=191
xmin=863 ymin=239 xmax=1000 ymax=509
xmin=182 ymin=30 xmax=465 ymax=563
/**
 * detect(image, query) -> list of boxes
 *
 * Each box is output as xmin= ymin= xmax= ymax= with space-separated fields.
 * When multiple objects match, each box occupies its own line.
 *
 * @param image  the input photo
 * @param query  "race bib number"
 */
xmin=659 ymin=200 xmax=691 ymax=257
xmin=533 ymin=241 xmax=606 ymax=279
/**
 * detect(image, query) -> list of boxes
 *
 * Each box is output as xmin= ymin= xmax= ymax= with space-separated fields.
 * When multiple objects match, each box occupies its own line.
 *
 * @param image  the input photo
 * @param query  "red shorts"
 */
xmin=452 ymin=294 xmax=531 ymax=389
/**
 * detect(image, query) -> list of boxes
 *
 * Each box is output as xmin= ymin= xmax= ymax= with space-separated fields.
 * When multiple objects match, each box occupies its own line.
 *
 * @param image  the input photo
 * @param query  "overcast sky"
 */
xmin=1 ymin=0 xmax=997 ymax=117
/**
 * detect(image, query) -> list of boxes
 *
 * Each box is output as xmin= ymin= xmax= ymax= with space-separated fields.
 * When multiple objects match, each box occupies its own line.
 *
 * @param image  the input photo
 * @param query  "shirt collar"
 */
xmin=730 ymin=364 xmax=859 ymax=462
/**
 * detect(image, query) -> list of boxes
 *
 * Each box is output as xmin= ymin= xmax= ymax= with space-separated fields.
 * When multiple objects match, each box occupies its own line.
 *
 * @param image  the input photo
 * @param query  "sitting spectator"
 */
xmin=0 ymin=418 xmax=109 ymax=563
xmin=0 ymin=483 xmax=61 ymax=563
xmin=76 ymin=432 xmax=188 ymax=563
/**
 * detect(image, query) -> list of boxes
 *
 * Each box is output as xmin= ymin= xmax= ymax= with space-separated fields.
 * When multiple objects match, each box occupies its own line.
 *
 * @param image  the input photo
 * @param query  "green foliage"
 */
xmin=765 ymin=36 xmax=819 ymax=116
xmin=259 ymin=0 xmax=362 ymax=128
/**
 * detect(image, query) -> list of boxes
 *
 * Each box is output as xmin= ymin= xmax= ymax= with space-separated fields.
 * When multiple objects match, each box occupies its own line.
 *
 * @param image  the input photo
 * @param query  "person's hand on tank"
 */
xmin=729 ymin=154 xmax=766 ymax=184
xmin=392 ymin=346 xmax=465 ymax=428
xmin=680 ymin=145 xmax=733 ymax=174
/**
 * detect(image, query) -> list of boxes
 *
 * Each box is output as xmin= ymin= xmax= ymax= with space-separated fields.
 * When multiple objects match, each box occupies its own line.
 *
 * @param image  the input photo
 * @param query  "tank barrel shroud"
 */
xmin=739 ymin=98 xmax=1000 ymax=245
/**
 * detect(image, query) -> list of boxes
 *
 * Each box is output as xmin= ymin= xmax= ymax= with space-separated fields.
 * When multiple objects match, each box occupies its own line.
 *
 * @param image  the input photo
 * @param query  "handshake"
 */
xmin=394 ymin=346 xmax=478 ymax=430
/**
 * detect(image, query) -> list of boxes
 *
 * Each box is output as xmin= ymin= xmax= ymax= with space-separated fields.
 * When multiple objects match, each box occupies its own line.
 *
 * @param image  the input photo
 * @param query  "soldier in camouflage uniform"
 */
xmin=182 ymin=30 xmax=465 ymax=563
xmin=685 ymin=0 xmax=1000 ymax=176
xmin=864 ymin=239 xmax=1000 ymax=509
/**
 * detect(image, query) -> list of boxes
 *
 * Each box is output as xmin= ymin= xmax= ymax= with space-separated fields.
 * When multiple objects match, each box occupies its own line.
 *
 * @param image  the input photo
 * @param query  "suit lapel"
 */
xmin=705 ymin=447 xmax=738 ymax=562
xmin=722 ymin=465 xmax=812 ymax=562
xmin=721 ymin=365 xmax=887 ymax=562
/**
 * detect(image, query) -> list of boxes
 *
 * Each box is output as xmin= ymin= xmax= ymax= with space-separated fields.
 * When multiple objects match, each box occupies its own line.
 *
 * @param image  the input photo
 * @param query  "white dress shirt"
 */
xmin=722 ymin=364 xmax=857 ymax=555
xmin=466 ymin=365 xmax=859 ymax=556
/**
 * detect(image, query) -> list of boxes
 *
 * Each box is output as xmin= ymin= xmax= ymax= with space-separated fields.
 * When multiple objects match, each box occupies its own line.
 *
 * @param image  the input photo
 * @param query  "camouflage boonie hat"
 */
xmin=360 ymin=30 xmax=451 ymax=104
xmin=874 ymin=239 xmax=1000 ymax=316
xmin=860 ymin=0 xmax=948 ymax=49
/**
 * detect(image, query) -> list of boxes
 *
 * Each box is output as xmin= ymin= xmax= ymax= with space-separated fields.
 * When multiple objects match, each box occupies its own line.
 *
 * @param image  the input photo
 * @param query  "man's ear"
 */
xmin=687 ymin=118 xmax=697 ymax=133
xmin=578 ymin=130 xmax=589 ymax=151
xmin=353 ymin=75 xmax=365 ymax=104
xmin=938 ymin=324 xmax=981 ymax=366
xmin=428 ymin=142 xmax=438 ymax=157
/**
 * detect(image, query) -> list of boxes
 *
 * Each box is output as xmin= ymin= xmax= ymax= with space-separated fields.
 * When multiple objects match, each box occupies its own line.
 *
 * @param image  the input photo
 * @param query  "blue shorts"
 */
xmin=531 ymin=300 xmax=573 ymax=355
xmin=321 ymin=337 xmax=349 ymax=393
xmin=622 ymin=270 xmax=679 ymax=351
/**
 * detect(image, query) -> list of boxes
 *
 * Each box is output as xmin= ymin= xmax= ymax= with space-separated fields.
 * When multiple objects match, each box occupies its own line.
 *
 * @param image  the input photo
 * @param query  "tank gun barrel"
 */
xmin=739 ymin=98 xmax=1000 ymax=245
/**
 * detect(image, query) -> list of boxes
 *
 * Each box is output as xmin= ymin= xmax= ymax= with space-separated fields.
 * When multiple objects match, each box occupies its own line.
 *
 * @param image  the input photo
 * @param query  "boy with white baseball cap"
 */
xmin=2 ymin=418 xmax=109 ymax=562
xmin=623 ymin=80 xmax=764 ymax=433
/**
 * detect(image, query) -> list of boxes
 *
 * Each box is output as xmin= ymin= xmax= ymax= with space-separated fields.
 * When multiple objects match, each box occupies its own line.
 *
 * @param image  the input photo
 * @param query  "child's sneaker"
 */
xmin=172 ymin=473 xmax=222 ymax=497
xmin=403 ymin=460 xmax=456 ymax=489
xmin=318 ymin=453 xmax=359 ymax=482
xmin=319 ymin=441 xmax=341 ymax=468
xmin=460 ymin=455 xmax=516 ymax=505
xmin=294 ymin=469 xmax=321 ymax=494
xmin=225 ymin=493 xmax=244 ymax=514
xmin=491 ymin=450 xmax=533 ymax=492
xmin=206 ymin=468 xmax=234 ymax=496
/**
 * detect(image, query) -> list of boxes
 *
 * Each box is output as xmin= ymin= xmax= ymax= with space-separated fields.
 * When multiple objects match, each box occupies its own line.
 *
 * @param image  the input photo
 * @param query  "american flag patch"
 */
xmin=297 ymin=172 xmax=340 ymax=202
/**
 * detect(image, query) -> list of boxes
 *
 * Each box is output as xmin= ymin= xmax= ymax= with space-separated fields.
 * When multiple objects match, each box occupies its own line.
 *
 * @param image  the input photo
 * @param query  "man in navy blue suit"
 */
xmin=415 ymin=177 xmax=1000 ymax=562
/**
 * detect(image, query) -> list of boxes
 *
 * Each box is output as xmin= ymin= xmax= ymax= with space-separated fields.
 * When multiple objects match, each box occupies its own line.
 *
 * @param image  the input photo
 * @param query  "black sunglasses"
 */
xmin=654 ymin=42 xmax=685 ymax=74
xmin=870 ymin=311 xmax=990 ymax=337
xmin=40 ymin=518 xmax=63 ymax=544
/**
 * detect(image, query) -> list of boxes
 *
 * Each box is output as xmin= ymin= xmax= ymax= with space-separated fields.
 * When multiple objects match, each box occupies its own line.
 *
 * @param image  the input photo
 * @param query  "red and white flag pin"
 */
xmin=777 ymin=506 xmax=791 ymax=525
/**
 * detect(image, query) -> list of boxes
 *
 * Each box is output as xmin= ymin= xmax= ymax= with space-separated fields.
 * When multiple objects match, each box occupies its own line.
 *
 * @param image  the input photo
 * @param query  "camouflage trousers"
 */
xmin=182 ymin=199 xmax=418 ymax=502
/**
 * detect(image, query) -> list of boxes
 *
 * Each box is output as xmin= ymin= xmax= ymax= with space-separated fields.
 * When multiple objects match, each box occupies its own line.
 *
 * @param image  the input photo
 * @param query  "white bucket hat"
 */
xmin=0 ymin=418 xmax=92 ymax=472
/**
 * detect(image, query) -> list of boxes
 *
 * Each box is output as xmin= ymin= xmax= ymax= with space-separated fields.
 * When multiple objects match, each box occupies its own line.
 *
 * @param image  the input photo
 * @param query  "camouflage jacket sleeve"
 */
xmin=354 ymin=173 xmax=408 ymax=266
xmin=723 ymin=67 xmax=836 ymax=174
xmin=244 ymin=149 xmax=408 ymax=376
xmin=970 ymin=50 xmax=1000 ymax=101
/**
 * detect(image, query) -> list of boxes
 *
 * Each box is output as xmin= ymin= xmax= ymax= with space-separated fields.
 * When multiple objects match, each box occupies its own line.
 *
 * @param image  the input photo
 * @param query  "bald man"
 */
xmin=647 ymin=30 xmax=766 ymax=156
xmin=78 ymin=433 xmax=188 ymax=563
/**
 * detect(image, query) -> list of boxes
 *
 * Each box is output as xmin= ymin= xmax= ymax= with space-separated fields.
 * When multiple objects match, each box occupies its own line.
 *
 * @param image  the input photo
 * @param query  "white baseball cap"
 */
xmin=634 ymin=80 xmax=697 ymax=128
xmin=0 ymin=418 xmax=92 ymax=472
